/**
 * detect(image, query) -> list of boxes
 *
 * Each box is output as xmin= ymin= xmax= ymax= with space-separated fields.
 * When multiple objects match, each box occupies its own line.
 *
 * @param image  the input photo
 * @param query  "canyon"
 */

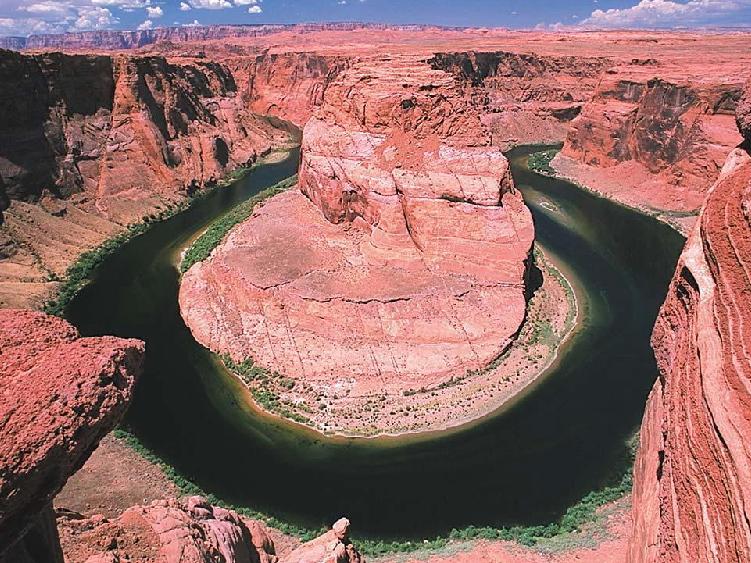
xmin=1 ymin=23 xmax=751 ymax=563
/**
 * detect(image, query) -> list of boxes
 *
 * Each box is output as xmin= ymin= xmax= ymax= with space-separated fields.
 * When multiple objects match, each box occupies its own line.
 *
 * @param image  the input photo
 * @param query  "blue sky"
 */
xmin=1 ymin=0 xmax=750 ymax=37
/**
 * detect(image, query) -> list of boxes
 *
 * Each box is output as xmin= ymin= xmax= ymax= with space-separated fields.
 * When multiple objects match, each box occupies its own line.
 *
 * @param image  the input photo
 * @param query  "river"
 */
xmin=66 ymin=145 xmax=685 ymax=539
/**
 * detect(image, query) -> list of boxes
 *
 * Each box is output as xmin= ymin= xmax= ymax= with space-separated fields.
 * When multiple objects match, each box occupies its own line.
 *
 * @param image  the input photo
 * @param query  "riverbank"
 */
xmin=212 ymin=243 xmax=579 ymax=437
xmin=41 ymin=148 xmax=294 ymax=317
xmin=542 ymin=149 xmax=697 ymax=236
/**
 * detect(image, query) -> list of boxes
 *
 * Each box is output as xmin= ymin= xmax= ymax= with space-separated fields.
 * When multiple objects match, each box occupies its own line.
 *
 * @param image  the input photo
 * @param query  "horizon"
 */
xmin=2 ymin=0 xmax=751 ymax=39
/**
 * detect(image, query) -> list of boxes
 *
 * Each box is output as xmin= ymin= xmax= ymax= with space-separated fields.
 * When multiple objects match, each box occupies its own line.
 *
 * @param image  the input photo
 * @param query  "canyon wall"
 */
xmin=0 ymin=48 xmax=290 ymax=308
xmin=554 ymin=62 xmax=744 ymax=219
xmin=233 ymin=52 xmax=349 ymax=126
xmin=430 ymin=51 xmax=609 ymax=149
xmin=629 ymin=84 xmax=751 ymax=562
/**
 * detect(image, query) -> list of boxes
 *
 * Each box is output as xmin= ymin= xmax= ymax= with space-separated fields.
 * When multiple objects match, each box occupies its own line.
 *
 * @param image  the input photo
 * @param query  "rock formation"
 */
xmin=629 ymin=83 xmax=751 ymax=562
xmin=283 ymin=518 xmax=361 ymax=563
xmin=430 ymin=51 xmax=609 ymax=149
xmin=0 ymin=309 xmax=144 ymax=563
xmin=58 ymin=496 xmax=280 ymax=563
xmin=0 ymin=49 xmax=290 ymax=308
xmin=553 ymin=62 xmax=744 ymax=218
xmin=179 ymin=54 xmax=534 ymax=413
xmin=59 ymin=505 xmax=363 ymax=563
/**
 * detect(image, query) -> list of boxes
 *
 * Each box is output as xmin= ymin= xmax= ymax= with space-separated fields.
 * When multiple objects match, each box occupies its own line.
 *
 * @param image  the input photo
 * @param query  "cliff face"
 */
xmin=0 ymin=309 xmax=144 ymax=562
xmin=555 ymin=64 xmax=744 ymax=217
xmin=630 ymin=85 xmax=751 ymax=562
xmin=0 ymin=49 xmax=289 ymax=308
xmin=430 ymin=51 xmax=610 ymax=149
xmin=232 ymin=52 xmax=349 ymax=126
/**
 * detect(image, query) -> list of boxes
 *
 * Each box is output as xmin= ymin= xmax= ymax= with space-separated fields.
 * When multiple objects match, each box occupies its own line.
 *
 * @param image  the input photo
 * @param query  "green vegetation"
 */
xmin=44 ymin=217 xmax=163 ymax=317
xmin=528 ymin=149 xmax=560 ymax=176
xmin=180 ymin=174 xmax=298 ymax=273
xmin=221 ymin=353 xmax=310 ymax=425
xmin=43 ymin=154 xmax=292 ymax=317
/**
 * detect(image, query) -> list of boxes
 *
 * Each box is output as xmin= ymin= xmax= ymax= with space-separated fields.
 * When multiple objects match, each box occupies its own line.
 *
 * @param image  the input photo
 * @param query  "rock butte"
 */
xmin=179 ymin=55 xmax=534 ymax=395
xmin=0 ymin=23 xmax=750 ymax=563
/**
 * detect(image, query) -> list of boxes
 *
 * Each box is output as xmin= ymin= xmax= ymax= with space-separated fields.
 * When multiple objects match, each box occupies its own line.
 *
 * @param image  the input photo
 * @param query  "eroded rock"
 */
xmin=179 ymin=55 xmax=534 ymax=427
xmin=0 ymin=309 xmax=144 ymax=561
xmin=59 ymin=496 xmax=279 ymax=563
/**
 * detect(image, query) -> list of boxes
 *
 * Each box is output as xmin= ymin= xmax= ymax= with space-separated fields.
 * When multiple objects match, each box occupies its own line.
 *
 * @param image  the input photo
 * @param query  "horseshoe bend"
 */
xmin=2 ymin=19 xmax=751 ymax=563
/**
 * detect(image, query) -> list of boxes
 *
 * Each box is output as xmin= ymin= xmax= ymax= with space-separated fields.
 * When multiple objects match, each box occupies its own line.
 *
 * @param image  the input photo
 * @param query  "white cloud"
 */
xmin=71 ymin=5 xmax=119 ymax=30
xmin=91 ymin=0 xmax=151 ymax=8
xmin=146 ymin=5 xmax=163 ymax=17
xmin=248 ymin=4 xmax=262 ymax=12
xmin=187 ymin=0 xmax=232 ymax=9
xmin=179 ymin=1 xmax=191 ymax=9
xmin=583 ymin=0 xmax=745 ymax=27
xmin=234 ymin=0 xmax=259 ymax=4
xmin=21 ymin=1 xmax=72 ymax=17
xmin=0 ymin=16 xmax=64 ymax=35
xmin=182 ymin=18 xmax=201 ymax=26
xmin=137 ymin=17 xmax=152 ymax=29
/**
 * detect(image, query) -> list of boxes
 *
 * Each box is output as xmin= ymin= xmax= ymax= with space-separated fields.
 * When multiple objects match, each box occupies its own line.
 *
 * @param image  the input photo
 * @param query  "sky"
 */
xmin=1 ymin=0 xmax=750 ymax=37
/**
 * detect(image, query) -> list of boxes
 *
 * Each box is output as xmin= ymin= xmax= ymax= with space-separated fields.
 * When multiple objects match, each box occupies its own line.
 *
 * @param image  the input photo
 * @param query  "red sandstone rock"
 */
xmin=283 ymin=518 xmax=361 ymax=563
xmin=0 ymin=49 xmax=291 ymax=308
xmin=630 ymin=87 xmax=751 ymax=562
xmin=0 ymin=309 xmax=144 ymax=560
xmin=59 ymin=496 xmax=279 ymax=563
xmin=737 ymin=81 xmax=751 ymax=143
xmin=555 ymin=64 xmax=744 ymax=217
xmin=180 ymin=55 xmax=534 ymax=403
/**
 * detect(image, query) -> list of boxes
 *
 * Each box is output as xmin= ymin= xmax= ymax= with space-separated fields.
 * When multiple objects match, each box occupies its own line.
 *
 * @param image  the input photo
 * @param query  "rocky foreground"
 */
xmin=0 ymin=309 xmax=144 ymax=562
xmin=0 ymin=308 xmax=362 ymax=563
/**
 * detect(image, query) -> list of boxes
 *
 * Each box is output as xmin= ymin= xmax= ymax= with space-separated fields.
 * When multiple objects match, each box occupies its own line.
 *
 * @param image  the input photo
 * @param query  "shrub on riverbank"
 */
xmin=180 ymin=174 xmax=298 ymax=273
xmin=528 ymin=149 xmax=559 ymax=175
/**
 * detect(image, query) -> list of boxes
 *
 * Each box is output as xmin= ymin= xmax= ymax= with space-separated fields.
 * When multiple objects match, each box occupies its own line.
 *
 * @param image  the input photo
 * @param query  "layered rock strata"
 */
xmin=0 ymin=309 xmax=144 ymax=562
xmin=629 ymin=84 xmax=751 ymax=561
xmin=430 ymin=51 xmax=610 ymax=149
xmin=553 ymin=63 xmax=744 ymax=221
xmin=180 ymin=55 xmax=534 ymax=414
xmin=0 ymin=49 xmax=290 ymax=308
